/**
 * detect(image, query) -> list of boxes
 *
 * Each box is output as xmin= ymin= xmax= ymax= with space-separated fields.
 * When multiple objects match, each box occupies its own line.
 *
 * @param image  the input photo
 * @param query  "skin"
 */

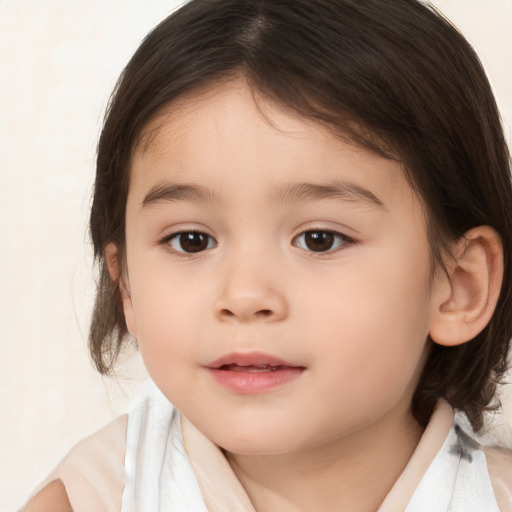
xmin=27 ymin=79 xmax=504 ymax=512
xmin=26 ymin=480 xmax=72 ymax=512
xmin=119 ymin=79 xmax=443 ymax=512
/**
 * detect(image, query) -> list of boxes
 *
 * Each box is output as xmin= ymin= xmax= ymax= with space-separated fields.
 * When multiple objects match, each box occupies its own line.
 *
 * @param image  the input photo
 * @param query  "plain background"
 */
xmin=1 ymin=0 xmax=511 ymax=509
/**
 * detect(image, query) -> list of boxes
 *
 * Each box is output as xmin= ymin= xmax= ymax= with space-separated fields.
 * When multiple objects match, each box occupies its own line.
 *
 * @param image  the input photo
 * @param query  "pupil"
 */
xmin=181 ymin=232 xmax=208 ymax=252
xmin=305 ymin=231 xmax=334 ymax=252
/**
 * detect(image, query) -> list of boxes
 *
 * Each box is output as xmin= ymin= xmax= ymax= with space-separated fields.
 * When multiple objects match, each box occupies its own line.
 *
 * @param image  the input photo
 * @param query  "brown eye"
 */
xmin=294 ymin=230 xmax=349 ymax=253
xmin=168 ymin=232 xmax=215 ymax=253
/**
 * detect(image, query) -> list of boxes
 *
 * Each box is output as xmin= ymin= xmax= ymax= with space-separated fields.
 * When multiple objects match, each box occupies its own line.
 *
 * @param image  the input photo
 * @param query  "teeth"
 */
xmin=247 ymin=365 xmax=279 ymax=373
xmin=222 ymin=364 xmax=280 ymax=372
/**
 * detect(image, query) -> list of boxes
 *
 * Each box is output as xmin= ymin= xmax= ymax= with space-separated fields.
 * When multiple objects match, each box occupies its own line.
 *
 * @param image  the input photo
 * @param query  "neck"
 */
xmin=225 ymin=402 xmax=423 ymax=512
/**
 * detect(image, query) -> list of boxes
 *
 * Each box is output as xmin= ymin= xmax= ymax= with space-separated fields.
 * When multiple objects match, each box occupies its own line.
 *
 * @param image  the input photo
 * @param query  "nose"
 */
xmin=213 ymin=262 xmax=288 ymax=323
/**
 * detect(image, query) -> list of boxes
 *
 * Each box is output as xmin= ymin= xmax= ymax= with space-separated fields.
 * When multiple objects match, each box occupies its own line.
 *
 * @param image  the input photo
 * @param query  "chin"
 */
xmin=210 ymin=427 xmax=312 ymax=457
xmin=222 ymin=441 xmax=295 ymax=457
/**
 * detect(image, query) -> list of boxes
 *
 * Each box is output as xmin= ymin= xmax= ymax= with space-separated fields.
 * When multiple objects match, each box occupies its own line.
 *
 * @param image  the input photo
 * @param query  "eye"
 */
xmin=293 ymin=230 xmax=351 ymax=253
xmin=165 ymin=231 xmax=216 ymax=253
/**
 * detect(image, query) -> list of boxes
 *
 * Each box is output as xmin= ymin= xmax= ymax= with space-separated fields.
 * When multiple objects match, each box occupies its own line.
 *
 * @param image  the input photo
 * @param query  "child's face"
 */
xmin=121 ymin=79 xmax=440 ymax=455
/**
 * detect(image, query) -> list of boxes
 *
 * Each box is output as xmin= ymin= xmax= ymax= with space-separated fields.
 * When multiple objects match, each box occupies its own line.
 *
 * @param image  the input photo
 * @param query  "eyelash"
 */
xmin=161 ymin=231 xmax=217 ymax=255
xmin=160 ymin=229 xmax=354 ymax=255
xmin=292 ymin=229 xmax=354 ymax=254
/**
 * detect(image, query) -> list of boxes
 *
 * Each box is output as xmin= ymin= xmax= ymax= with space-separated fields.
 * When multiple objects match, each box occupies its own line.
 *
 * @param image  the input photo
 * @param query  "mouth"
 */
xmin=205 ymin=352 xmax=305 ymax=393
xmin=207 ymin=351 xmax=301 ymax=369
xmin=217 ymin=363 xmax=288 ymax=373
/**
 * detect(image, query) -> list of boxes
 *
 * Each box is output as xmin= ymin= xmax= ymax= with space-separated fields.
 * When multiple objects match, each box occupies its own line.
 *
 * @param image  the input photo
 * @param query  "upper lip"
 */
xmin=206 ymin=351 xmax=302 ymax=369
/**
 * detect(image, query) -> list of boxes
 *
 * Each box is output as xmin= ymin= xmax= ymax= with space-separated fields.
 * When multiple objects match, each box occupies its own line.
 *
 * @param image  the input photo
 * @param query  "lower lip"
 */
xmin=207 ymin=367 xmax=304 ymax=393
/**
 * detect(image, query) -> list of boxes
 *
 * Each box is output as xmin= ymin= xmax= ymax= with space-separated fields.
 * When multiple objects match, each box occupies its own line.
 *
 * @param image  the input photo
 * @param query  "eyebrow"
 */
xmin=274 ymin=181 xmax=387 ymax=210
xmin=142 ymin=183 xmax=220 ymax=208
xmin=141 ymin=180 xmax=386 ymax=210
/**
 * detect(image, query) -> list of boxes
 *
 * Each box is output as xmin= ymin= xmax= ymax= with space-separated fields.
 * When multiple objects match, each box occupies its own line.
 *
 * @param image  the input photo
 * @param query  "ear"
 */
xmin=429 ymin=226 xmax=503 ymax=347
xmin=104 ymin=243 xmax=138 ymax=338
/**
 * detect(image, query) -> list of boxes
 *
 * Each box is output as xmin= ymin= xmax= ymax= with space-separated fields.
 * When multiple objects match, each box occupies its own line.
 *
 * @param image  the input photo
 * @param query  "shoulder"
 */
xmin=62 ymin=412 xmax=128 ymax=467
xmin=23 ymin=414 xmax=128 ymax=512
xmin=485 ymin=444 xmax=512 ymax=512
xmin=25 ymin=480 xmax=72 ymax=512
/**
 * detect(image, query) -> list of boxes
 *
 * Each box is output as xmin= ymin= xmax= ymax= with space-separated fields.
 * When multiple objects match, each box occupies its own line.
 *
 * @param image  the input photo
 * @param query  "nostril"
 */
xmin=218 ymin=307 xmax=273 ymax=319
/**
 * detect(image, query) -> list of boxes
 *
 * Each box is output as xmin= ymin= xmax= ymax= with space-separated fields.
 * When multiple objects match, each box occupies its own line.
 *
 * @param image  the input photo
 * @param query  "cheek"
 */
xmin=302 ymin=242 xmax=433 ymax=386
xmin=127 ymin=263 xmax=206 ymax=366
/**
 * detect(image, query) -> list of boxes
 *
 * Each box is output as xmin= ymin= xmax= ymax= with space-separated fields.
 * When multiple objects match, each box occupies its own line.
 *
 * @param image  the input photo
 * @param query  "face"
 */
xmin=121 ymin=80 xmax=439 ymax=456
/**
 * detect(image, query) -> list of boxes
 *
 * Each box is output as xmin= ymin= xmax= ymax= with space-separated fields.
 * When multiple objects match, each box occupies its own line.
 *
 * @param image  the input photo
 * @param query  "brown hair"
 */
xmin=89 ymin=0 xmax=512 ymax=430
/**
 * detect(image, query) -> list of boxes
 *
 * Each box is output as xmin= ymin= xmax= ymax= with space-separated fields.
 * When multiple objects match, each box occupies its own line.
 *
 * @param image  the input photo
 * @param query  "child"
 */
xmin=23 ymin=0 xmax=512 ymax=510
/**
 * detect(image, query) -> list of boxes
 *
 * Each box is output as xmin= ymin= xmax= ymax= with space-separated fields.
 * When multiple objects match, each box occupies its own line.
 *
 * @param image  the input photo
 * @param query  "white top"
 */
xmin=22 ymin=380 xmax=512 ymax=511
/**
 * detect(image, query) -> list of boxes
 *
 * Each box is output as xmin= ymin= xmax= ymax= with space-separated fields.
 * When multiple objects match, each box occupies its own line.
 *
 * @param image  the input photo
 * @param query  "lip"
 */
xmin=205 ymin=351 xmax=305 ymax=394
xmin=207 ymin=351 xmax=300 ymax=369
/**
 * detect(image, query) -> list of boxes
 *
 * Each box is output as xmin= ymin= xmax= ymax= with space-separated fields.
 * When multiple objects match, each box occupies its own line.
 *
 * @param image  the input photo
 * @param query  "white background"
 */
xmin=1 ymin=1 xmax=511 ymax=509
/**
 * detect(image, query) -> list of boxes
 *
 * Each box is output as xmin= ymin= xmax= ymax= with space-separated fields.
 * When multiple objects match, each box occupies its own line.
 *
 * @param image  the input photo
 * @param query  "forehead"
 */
xmin=129 ymin=79 xmax=414 ymax=209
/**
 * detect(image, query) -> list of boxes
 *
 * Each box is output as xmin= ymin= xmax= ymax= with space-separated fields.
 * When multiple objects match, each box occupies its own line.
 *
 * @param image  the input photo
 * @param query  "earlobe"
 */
xmin=105 ymin=242 xmax=121 ymax=281
xmin=104 ymin=243 xmax=138 ymax=337
xmin=429 ymin=226 xmax=503 ymax=347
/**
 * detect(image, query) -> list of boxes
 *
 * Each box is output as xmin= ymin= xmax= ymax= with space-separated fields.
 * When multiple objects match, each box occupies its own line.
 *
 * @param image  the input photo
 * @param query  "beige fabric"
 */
xmin=181 ymin=401 xmax=455 ymax=512
xmin=182 ymin=416 xmax=256 ymax=512
xmin=22 ymin=414 xmax=127 ymax=512
xmin=486 ymin=445 xmax=512 ymax=512
xmin=378 ymin=400 xmax=454 ymax=511
xmin=22 ymin=403 xmax=512 ymax=512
